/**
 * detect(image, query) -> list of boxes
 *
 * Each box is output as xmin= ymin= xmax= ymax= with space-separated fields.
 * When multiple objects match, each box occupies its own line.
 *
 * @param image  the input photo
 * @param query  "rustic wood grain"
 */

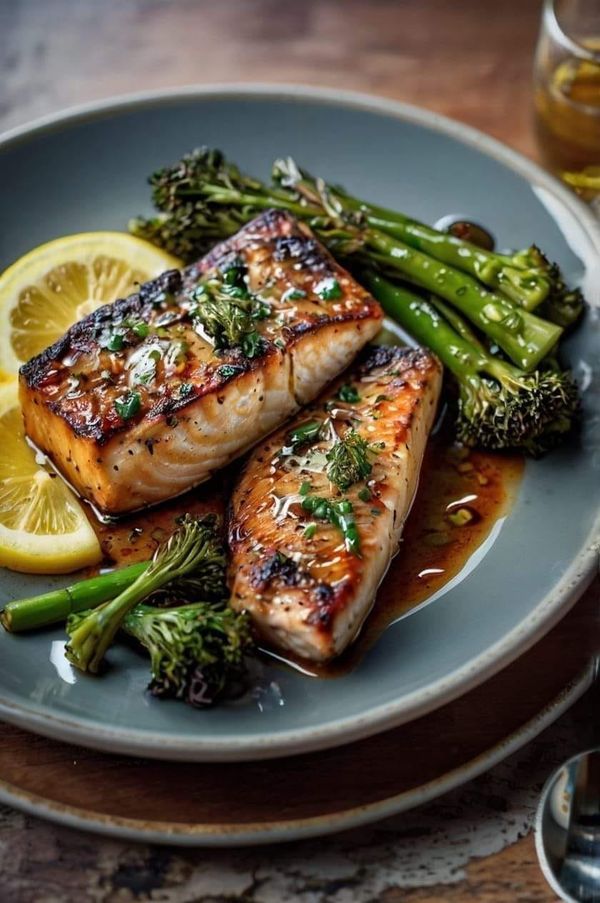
xmin=0 ymin=0 xmax=542 ymax=158
xmin=0 ymin=0 xmax=597 ymax=900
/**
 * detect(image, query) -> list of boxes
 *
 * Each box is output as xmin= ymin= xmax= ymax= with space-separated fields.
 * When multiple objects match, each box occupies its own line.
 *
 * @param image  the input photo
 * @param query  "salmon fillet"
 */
xmin=19 ymin=211 xmax=382 ymax=515
xmin=228 ymin=345 xmax=442 ymax=662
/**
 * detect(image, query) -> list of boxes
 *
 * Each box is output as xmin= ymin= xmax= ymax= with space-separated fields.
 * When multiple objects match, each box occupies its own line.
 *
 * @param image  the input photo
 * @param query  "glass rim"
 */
xmin=544 ymin=0 xmax=600 ymax=63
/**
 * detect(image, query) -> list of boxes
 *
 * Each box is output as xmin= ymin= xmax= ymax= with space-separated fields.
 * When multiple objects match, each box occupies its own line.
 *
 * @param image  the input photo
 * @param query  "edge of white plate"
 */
xmin=0 ymin=659 xmax=595 ymax=846
xmin=0 ymin=84 xmax=599 ymax=762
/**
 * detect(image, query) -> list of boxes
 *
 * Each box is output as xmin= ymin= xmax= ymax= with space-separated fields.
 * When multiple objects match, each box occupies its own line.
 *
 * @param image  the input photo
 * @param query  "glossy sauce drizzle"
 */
xmin=87 ymin=432 xmax=523 ymax=678
xmin=317 ymin=434 xmax=522 ymax=676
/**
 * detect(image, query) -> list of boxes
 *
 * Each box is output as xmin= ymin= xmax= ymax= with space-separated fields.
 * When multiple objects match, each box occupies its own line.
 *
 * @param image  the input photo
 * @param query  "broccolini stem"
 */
xmin=425 ymin=294 xmax=487 ymax=352
xmin=65 ymin=516 xmax=226 ymax=674
xmin=0 ymin=562 xmax=147 ymax=633
xmin=362 ymin=270 xmax=580 ymax=454
xmin=337 ymin=197 xmax=553 ymax=309
xmin=364 ymin=230 xmax=561 ymax=372
xmin=144 ymin=150 xmax=563 ymax=369
xmin=362 ymin=272 xmax=489 ymax=379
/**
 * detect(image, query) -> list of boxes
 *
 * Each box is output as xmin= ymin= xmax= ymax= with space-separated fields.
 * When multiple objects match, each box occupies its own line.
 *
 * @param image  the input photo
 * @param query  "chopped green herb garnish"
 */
xmin=326 ymin=430 xmax=373 ymax=491
xmin=131 ymin=322 xmax=150 ymax=339
xmin=337 ymin=384 xmax=361 ymax=404
xmin=252 ymin=301 xmax=271 ymax=320
xmin=316 ymin=277 xmax=342 ymax=300
xmin=284 ymin=288 xmax=307 ymax=301
xmin=375 ymin=394 xmax=390 ymax=403
xmin=104 ymin=332 xmax=125 ymax=352
xmin=303 ymin=523 xmax=317 ymax=539
xmin=287 ymin=421 xmax=324 ymax=451
xmin=358 ymin=487 xmax=371 ymax=502
xmin=299 ymin=481 xmax=312 ymax=496
xmin=177 ymin=383 xmax=194 ymax=398
xmin=221 ymin=261 xmax=250 ymax=298
xmin=115 ymin=391 xmax=141 ymax=420
xmin=191 ymin=268 xmax=270 ymax=358
xmin=301 ymin=495 xmax=360 ymax=554
xmin=240 ymin=330 xmax=265 ymax=359
xmin=217 ymin=364 xmax=244 ymax=380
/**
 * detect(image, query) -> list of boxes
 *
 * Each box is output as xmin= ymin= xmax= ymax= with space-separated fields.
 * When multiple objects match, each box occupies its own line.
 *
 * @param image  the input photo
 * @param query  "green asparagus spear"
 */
xmin=362 ymin=271 xmax=579 ymax=454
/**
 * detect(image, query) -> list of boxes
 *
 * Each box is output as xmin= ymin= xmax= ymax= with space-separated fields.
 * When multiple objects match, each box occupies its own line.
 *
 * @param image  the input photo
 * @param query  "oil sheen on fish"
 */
xmin=228 ymin=345 xmax=443 ymax=662
xmin=19 ymin=211 xmax=382 ymax=515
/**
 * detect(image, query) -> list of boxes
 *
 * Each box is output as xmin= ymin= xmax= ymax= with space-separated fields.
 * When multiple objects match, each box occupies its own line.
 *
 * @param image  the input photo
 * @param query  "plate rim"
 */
xmin=0 ymin=83 xmax=599 ymax=761
xmin=0 ymin=661 xmax=594 ymax=846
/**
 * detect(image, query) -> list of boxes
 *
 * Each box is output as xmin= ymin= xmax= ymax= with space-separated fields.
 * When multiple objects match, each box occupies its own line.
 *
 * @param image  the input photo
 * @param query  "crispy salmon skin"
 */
xmin=19 ymin=211 xmax=382 ymax=515
xmin=228 ymin=345 xmax=443 ymax=662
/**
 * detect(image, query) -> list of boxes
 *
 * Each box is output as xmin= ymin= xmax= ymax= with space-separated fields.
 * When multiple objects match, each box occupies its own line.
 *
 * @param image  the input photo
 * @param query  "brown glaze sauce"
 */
xmin=85 ymin=428 xmax=523 ymax=678
xmin=306 ymin=432 xmax=523 ymax=677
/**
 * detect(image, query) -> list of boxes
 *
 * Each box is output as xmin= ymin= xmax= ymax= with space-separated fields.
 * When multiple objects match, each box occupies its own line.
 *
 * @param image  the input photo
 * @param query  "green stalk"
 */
xmin=0 ymin=563 xmax=147 ymax=633
xmin=339 ymin=196 xmax=552 ymax=309
xmin=363 ymin=273 xmax=489 ymax=377
xmin=66 ymin=516 xmax=226 ymax=674
xmin=362 ymin=271 xmax=579 ymax=454
xmin=132 ymin=149 xmax=562 ymax=370
xmin=274 ymin=158 xmax=581 ymax=318
xmin=364 ymin=230 xmax=561 ymax=371
xmin=425 ymin=294 xmax=487 ymax=351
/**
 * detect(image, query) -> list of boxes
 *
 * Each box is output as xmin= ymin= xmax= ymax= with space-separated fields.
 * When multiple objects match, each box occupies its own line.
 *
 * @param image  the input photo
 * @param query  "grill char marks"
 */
xmin=18 ymin=210 xmax=382 ymax=515
xmin=21 ymin=270 xmax=183 ymax=393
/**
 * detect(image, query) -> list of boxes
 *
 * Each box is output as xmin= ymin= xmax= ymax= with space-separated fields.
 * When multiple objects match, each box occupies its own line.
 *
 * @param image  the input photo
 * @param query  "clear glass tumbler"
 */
xmin=533 ymin=0 xmax=600 ymax=199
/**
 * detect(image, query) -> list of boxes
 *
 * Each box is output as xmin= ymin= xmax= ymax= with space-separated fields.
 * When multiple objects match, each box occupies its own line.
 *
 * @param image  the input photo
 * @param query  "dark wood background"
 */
xmin=1 ymin=0 xmax=541 ymax=159
xmin=1 ymin=1 xmax=598 ymax=900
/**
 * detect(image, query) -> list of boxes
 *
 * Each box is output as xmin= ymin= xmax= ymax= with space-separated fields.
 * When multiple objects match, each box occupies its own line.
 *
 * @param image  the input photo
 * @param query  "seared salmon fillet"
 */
xmin=228 ymin=345 xmax=442 ymax=662
xmin=19 ymin=211 xmax=382 ymax=515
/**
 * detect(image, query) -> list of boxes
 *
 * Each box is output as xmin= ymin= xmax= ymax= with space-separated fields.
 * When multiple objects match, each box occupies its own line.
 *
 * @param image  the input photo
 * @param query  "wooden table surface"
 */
xmin=1 ymin=1 xmax=598 ymax=900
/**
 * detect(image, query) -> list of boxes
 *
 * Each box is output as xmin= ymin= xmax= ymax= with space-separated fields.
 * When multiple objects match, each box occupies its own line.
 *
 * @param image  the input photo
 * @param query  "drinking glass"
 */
xmin=533 ymin=0 xmax=600 ymax=201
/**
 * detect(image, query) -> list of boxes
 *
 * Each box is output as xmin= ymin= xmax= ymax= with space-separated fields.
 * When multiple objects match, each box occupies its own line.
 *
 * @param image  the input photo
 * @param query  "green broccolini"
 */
xmin=2 ymin=516 xmax=254 ymax=708
xmin=1 ymin=516 xmax=230 ymax=635
xmin=122 ymin=603 xmax=252 ymax=706
xmin=364 ymin=272 xmax=579 ymax=455
xmin=272 ymin=157 xmax=583 ymax=327
xmin=65 ymin=515 xmax=228 ymax=674
xmin=65 ymin=601 xmax=252 ymax=707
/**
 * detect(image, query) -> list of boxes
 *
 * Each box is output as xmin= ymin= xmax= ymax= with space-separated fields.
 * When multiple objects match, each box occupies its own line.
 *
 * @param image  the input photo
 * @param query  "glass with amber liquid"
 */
xmin=534 ymin=0 xmax=600 ymax=202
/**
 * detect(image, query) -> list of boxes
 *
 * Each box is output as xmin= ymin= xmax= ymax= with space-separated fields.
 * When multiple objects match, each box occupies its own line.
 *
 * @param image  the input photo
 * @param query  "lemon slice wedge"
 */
xmin=0 ymin=232 xmax=181 ymax=377
xmin=0 ymin=382 xmax=102 ymax=574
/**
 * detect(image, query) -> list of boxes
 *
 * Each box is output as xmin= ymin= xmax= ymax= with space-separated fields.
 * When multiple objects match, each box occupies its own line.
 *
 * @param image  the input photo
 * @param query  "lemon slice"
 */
xmin=0 ymin=382 xmax=102 ymax=574
xmin=0 ymin=232 xmax=181 ymax=377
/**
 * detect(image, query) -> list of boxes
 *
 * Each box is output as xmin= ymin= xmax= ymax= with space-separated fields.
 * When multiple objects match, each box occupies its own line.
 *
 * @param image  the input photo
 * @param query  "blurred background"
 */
xmin=0 ymin=0 xmax=543 ymax=159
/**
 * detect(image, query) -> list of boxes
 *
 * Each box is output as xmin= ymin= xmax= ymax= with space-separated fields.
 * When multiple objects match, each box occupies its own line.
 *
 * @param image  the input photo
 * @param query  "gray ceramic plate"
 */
xmin=0 ymin=86 xmax=599 ymax=763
